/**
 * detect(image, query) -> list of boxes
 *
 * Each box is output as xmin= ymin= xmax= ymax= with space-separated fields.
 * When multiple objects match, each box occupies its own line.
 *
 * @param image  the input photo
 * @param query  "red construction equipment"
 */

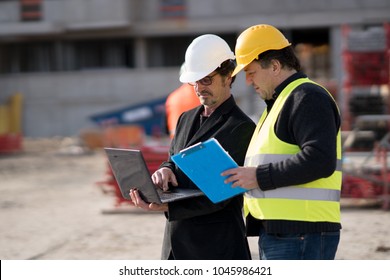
xmin=342 ymin=116 xmax=390 ymax=210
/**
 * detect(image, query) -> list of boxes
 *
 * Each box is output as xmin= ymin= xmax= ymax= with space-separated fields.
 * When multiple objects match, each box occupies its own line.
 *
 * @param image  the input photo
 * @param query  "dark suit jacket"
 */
xmin=160 ymin=95 xmax=256 ymax=260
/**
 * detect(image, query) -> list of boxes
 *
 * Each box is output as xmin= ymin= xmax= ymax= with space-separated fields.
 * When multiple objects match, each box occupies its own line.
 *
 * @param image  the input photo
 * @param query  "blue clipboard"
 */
xmin=171 ymin=138 xmax=247 ymax=203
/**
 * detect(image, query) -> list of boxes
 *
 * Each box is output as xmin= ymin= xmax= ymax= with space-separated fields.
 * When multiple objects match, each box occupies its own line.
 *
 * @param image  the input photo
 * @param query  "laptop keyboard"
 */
xmin=159 ymin=190 xmax=186 ymax=200
xmin=159 ymin=188 xmax=204 ymax=201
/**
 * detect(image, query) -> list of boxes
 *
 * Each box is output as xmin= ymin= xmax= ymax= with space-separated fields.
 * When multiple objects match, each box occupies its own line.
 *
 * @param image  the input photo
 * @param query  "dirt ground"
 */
xmin=0 ymin=137 xmax=389 ymax=260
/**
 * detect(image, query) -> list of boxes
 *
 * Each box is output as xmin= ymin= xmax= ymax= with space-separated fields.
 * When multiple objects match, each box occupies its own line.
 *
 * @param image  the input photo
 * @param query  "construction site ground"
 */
xmin=0 ymin=137 xmax=389 ymax=260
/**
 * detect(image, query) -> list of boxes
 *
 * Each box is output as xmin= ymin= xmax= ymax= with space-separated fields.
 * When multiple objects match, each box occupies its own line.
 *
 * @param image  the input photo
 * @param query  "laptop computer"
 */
xmin=104 ymin=147 xmax=204 ymax=204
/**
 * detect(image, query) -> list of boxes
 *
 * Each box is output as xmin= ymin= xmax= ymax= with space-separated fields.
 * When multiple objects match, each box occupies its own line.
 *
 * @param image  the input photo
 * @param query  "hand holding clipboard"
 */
xmin=171 ymin=138 xmax=247 ymax=203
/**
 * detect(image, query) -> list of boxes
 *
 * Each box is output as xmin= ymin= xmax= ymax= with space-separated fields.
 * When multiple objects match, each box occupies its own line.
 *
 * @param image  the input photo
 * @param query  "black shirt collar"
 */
xmin=265 ymin=72 xmax=307 ymax=110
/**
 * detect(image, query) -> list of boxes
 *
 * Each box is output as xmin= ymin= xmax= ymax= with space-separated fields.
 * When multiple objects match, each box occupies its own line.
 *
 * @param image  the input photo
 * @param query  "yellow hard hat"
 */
xmin=232 ymin=24 xmax=291 ymax=76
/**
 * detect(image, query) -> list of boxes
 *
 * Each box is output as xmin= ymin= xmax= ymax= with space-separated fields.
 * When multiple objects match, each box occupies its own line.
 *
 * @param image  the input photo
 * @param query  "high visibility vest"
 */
xmin=244 ymin=78 xmax=342 ymax=223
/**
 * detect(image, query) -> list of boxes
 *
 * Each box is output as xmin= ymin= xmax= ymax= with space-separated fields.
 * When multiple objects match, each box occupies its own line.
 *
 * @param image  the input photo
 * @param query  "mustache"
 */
xmin=197 ymin=90 xmax=212 ymax=96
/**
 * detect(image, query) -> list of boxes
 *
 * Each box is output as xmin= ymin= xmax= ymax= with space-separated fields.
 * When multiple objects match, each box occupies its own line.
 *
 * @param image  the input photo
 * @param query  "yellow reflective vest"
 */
xmin=244 ymin=78 xmax=342 ymax=223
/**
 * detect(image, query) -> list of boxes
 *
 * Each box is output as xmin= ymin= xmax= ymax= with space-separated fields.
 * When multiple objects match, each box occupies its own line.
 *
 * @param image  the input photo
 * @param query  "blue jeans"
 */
xmin=258 ymin=227 xmax=340 ymax=260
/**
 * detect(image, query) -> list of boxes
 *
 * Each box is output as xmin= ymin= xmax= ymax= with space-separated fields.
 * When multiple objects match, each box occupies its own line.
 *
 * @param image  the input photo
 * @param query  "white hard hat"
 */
xmin=180 ymin=34 xmax=235 ymax=83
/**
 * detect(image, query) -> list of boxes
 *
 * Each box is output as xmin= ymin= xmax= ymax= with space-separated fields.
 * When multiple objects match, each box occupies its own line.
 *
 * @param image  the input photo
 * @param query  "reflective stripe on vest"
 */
xmin=244 ymin=78 xmax=342 ymax=223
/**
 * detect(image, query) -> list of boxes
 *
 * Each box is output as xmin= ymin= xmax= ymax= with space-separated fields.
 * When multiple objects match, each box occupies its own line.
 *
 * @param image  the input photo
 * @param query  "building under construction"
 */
xmin=0 ymin=0 xmax=389 ymax=137
xmin=1 ymin=0 xmax=389 ymax=208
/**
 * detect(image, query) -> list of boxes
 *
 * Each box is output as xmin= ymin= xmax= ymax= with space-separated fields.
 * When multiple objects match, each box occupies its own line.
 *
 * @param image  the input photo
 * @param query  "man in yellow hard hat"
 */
xmin=130 ymin=34 xmax=255 ymax=260
xmin=223 ymin=24 xmax=342 ymax=260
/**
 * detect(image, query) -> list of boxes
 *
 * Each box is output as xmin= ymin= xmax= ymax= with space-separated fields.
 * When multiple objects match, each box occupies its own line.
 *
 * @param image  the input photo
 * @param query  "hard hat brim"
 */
xmin=179 ymin=70 xmax=213 ymax=84
xmin=232 ymin=63 xmax=246 ymax=77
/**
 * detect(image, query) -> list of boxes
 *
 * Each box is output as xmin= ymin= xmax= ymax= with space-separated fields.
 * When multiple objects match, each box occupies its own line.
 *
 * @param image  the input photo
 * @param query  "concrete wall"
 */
xmin=0 ymin=1 xmax=19 ymax=23
xmin=0 ymin=68 xmax=179 ymax=137
xmin=2 ymin=0 xmax=389 ymax=36
xmin=44 ymin=0 xmax=132 ymax=28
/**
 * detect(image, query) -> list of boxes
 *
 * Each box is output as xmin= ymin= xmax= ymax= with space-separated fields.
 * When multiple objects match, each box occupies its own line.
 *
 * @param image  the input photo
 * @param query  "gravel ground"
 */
xmin=0 ymin=137 xmax=389 ymax=260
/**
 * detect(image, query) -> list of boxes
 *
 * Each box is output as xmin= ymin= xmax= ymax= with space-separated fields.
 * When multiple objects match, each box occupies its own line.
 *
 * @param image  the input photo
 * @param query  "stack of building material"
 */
xmin=0 ymin=93 xmax=23 ymax=153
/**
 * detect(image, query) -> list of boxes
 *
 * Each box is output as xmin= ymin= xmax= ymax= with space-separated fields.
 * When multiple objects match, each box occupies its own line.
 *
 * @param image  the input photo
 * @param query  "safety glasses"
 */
xmin=188 ymin=72 xmax=219 ymax=86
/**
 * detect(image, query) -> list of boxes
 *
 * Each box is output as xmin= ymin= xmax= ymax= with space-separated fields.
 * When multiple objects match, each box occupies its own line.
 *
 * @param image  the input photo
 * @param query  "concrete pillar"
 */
xmin=330 ymin=26 xmax=344 ymax=114
xmin=135 ymin=37 xmax=147 ymax=69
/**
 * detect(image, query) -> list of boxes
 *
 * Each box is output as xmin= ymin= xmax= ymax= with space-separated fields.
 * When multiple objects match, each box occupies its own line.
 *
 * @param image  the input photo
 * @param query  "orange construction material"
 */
xmin=103 ymin=125 xmax=145 ymax=148
xmin=165 ymin=84 xmax=200 ymax=138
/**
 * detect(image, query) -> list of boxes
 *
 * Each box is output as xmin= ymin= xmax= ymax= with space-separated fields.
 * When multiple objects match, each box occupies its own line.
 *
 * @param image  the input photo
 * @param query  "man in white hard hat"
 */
xmin=130 ymin=34 xmax=255 ymax=260
xmin=222 ymin=24 xmax=342 ymax=260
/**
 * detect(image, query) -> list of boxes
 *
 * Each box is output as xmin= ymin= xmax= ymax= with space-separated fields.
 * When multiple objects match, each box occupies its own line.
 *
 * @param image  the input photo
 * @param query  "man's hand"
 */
xmin=129 ymin=189 xmax=168 ymax=212
xmin=222 ymin=166 xmax=259 ymax=190
xmin=151 ymin=167 xmax=178 ymax=191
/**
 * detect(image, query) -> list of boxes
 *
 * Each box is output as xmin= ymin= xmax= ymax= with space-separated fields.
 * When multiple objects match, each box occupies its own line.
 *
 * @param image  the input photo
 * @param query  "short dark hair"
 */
xmin=216 ymin=59 xmax=236 ymax=88
xmin=257 ymin=46 xmax=301 ymax=71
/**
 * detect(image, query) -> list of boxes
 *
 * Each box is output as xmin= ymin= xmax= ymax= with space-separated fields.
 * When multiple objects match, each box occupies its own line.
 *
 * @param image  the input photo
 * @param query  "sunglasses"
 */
xmin=188 ymin=72 xmax=219 ymax=86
